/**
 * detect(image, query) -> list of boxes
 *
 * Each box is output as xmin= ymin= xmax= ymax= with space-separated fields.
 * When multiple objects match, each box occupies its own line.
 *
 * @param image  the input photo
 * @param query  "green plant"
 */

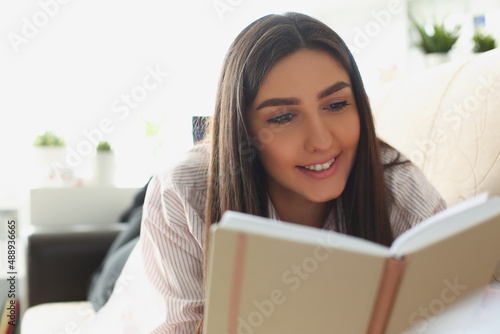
xmin=33 ymin=131 xmax=65 ymax=146
xmin=473 ymin=30 xmax=497 ymax=53
xmin=143 ymin=114 xmax=166 ymax=138
xmin=96 ymin=141 xmax=111 ymax=151
xmin=412 ymin=18 xmax=461 ymax=53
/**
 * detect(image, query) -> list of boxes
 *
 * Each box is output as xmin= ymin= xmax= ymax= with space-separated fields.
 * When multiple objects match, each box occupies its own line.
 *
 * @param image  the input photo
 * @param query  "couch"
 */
xmin=26 ymin=224 xmax=125 ymax=308
xmin=20 ymin=49 xmax=500 ymax=333
xmin=371 ymin=48 xmax=500 ymax=206
xmin=17 ymin=225 xmax=124 ymax=334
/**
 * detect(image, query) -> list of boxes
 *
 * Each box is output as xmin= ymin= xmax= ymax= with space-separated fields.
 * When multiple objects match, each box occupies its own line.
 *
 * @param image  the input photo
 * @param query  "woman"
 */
xmin=88 ymin=12 xmax=446 ymax=333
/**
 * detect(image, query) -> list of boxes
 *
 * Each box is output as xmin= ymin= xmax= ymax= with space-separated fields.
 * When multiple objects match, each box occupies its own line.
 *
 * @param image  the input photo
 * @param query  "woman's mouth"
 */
xmin=298 ymin=153 xmax=341 ymax=180
xmin=302 ymin=157 xmax=336 ymax=171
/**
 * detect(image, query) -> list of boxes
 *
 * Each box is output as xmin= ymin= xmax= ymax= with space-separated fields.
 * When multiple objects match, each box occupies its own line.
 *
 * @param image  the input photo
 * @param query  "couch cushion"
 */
xmin=371 ymin=49 xmax=500 ymax=206
xmin=21 ymin=301 xmax=95 ymax=334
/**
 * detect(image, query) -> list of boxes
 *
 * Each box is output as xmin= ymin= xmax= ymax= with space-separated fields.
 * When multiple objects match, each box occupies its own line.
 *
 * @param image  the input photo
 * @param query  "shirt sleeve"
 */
xmin=140 ymin=173 xmax=204 ymax=333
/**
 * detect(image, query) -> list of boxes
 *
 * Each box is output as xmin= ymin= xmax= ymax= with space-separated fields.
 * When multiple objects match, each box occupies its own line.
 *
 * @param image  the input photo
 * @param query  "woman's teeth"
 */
xmin=303 ymin=157 xmax=336 ymax=171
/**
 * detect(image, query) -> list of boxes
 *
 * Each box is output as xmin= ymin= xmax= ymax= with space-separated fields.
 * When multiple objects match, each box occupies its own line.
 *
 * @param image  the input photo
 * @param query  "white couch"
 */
xmin=20 ymin=48 xmax=500 ymax=334
xmin=371 ymin=48 xmax=500 ymax=206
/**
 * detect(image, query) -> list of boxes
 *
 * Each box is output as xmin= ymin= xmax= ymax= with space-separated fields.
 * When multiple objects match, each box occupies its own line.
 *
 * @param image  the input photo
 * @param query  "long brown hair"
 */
xmin=197 ymin=11 xmax=395 ymax=332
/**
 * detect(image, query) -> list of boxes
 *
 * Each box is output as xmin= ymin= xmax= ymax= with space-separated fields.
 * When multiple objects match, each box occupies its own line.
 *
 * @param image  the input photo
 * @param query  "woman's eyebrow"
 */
xmin=255 ymin=81 xmax=351 ymax=111
xmin=255 ymin=97 xmax=301 ymax=110
xmin=318 ymin=81 xmax=351 ymax=99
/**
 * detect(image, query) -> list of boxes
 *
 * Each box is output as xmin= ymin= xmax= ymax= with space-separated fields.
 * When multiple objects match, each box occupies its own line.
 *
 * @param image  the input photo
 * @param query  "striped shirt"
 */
xmin=88 ymin=143 xmax=446 ymax=334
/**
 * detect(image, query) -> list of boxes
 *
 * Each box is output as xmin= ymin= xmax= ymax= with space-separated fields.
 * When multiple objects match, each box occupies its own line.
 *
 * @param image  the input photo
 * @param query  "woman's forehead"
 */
xmin=254 ymin=49 xmax=351 ymax=99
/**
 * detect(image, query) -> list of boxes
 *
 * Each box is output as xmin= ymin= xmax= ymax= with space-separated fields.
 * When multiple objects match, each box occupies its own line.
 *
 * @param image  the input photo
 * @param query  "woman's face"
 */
xmin=248 ymin=48 xmax=360 ymax=206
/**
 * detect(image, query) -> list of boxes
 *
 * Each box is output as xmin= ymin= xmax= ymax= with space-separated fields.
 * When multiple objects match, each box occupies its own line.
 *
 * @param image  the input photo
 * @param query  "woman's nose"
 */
xmin=303 ymin=115 xmax=333 ymax=152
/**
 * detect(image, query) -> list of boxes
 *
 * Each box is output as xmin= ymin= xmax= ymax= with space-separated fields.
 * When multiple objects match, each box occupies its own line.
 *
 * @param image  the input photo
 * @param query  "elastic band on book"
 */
xmin=227 ymin=234 xmax=248 ymax=334
xmin=367 ymin=256 xmax=409 ymax=334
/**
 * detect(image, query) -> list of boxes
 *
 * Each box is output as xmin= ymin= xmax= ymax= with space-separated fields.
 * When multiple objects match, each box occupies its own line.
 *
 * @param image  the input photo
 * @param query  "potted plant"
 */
xmin=33 ymin=130 xmax=66 ymax=147
xmin=412 ymin=18 xmax=461 ymax=67
xmin=94 ymin=140 xmax=116 ymax=186
xmin=473 ymin=30 xmax=497 ymax=53
xmin=96 ymin=141 xmax=111 ymax=152
xmin=32 ymin=131 xmax=71 ymax=186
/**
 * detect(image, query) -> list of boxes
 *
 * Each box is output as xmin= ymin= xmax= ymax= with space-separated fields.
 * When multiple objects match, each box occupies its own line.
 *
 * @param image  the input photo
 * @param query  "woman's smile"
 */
xmin=301 ymin=153 xmax=339 ymax=171
xmin=298 ymin=152 xmax=342 ymax=180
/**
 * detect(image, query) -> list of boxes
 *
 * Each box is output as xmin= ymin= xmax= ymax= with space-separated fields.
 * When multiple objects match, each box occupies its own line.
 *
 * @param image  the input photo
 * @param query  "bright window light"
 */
xmin=1 ymin=0 xmax=496 ymax=190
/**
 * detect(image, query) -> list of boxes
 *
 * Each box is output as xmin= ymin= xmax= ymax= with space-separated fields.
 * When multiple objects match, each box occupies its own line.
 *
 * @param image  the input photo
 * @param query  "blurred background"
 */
xmin=1 ymin=0 xmax=499 ymax=191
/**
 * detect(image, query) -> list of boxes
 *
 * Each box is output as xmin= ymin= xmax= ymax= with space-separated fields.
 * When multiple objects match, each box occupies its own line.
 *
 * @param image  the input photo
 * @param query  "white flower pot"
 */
xmin=32 ymin=146 xmax=74 ymax=187
xmin=425 ymin=53 xmax=450 ymax=68
xmin=94 ymin=152 xmax=116 ymax=187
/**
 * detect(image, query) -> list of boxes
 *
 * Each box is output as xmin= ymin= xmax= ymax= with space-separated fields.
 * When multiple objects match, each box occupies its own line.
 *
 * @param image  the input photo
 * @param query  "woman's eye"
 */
xmin=267 ymin=113 xmax=295 ymax=125
xmin=325 ymin=101 xmax=350 ymax=112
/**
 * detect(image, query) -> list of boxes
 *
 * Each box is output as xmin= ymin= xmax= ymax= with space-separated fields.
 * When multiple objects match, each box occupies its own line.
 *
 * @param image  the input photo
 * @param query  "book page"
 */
xmin=219 ymin=211 xmax=390 ymax=257
xmin=390 ymin=193 xmax=493 ymax=257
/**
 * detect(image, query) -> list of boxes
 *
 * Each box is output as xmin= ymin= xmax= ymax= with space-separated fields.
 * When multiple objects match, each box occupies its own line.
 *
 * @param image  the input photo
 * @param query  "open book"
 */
xmin=203 ymin=194 xmax=500 ymax=334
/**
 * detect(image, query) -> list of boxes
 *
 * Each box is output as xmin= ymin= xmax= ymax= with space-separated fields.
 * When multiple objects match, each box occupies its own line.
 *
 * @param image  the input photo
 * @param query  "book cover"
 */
xmin=204 ymin=195 xmax=500 ymax=334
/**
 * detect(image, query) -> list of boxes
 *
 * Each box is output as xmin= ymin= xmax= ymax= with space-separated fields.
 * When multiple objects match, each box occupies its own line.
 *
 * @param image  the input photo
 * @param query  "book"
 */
xmin=203 ymin=194 xmax=500 ymax=334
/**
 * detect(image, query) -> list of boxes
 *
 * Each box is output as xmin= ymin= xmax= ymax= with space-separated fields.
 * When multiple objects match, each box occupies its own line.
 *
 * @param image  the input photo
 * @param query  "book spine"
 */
xmin=227 ymin=234 xmax=248 ymax=334
xmin=367 ymin=256 xmax=408 ymax=334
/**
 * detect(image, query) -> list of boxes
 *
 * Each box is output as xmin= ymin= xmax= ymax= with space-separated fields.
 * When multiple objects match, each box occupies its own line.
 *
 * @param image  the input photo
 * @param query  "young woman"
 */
xmin=88 ymin=12 xmax=446 ymax=333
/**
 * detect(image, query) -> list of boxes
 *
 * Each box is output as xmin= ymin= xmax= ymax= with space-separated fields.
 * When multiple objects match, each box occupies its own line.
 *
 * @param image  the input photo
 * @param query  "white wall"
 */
xmin=0 ymin=0 xmax=496 ymax=189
